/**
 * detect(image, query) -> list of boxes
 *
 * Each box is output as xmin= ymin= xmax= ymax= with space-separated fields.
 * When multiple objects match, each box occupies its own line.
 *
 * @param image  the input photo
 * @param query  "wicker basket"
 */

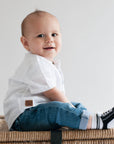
xmin=0 ymin=116 xmax=114 ymax=144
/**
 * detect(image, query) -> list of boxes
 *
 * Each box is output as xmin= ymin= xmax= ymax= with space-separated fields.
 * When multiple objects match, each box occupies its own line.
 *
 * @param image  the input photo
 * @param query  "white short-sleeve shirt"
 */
xmin=4 ymin=53 xmax=65 ymax=129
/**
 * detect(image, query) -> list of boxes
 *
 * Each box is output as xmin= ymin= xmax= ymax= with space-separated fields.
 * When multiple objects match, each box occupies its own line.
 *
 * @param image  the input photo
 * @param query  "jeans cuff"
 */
xmin=79 ymin=110 xmax=90 ymax=130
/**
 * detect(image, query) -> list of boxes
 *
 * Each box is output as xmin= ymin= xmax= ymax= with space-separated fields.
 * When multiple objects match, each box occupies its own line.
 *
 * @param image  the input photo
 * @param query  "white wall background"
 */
xmin=0 ymin=0 xmax=114 ymax=115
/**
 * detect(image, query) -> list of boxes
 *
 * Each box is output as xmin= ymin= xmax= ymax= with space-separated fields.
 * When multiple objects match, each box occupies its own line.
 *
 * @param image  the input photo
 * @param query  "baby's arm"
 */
xmin=43 ymin=87 xmax=75 ymax=107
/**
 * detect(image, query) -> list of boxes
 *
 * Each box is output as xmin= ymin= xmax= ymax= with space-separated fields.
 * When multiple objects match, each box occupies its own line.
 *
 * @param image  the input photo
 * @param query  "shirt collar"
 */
xmin=26 ymin=52 xmax=61 ymax=68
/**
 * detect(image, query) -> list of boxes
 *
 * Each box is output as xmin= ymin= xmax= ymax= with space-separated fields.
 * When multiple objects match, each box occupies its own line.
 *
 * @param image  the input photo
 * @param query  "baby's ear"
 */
xmin=20 ymin=36 xmax=30 ymax=51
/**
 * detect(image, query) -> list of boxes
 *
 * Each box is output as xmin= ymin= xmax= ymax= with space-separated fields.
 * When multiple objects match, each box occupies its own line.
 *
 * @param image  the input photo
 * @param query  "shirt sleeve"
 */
xmin=25 ymin=55 xmax=56 ymax=94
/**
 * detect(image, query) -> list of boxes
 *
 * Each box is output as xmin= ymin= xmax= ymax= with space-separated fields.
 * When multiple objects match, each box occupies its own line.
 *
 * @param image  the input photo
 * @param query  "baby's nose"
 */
xmin=45 ymin=36 xmax=53 ymax=43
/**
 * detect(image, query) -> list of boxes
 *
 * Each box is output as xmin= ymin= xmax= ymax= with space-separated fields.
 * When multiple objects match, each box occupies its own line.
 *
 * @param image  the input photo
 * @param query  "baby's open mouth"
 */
xmin=43 ymin=47 xmax=55 ymax=50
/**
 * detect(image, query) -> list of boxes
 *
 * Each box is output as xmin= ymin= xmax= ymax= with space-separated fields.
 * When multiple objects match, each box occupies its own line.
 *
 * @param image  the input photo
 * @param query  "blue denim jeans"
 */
xmin=10 ymin=101 xmax=90 ymax=131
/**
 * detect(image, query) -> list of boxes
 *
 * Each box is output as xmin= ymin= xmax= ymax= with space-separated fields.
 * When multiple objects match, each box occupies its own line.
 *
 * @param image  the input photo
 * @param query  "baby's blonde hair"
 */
xmin=21 ymin=10 xmax=54 ymax=36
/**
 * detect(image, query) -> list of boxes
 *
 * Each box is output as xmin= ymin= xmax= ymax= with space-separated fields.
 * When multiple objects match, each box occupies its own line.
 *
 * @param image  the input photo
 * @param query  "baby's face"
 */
xmin=21 ymin=14 xmax=62 ymax=61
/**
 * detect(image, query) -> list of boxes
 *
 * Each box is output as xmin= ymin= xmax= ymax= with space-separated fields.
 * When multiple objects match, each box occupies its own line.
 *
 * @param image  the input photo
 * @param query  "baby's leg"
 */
xmin=10 ymin=101 xmax=90 ymax=131
xmin=10 ymin=101 xmax=114 ymax=131
xmin=69 ymin=102 xmax=114 ymax=129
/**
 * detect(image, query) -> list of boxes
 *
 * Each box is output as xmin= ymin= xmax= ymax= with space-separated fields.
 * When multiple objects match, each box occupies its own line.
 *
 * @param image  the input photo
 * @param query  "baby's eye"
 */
xmin=52 ymin=33 xmax=57 ymax=37
xmin=37 ymin=34 xmax=45 ymax=38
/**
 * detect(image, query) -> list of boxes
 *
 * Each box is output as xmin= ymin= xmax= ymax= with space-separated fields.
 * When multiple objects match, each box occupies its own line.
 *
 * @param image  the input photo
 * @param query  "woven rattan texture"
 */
xmin=0 ymin=116 xmax=114 ymax=144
